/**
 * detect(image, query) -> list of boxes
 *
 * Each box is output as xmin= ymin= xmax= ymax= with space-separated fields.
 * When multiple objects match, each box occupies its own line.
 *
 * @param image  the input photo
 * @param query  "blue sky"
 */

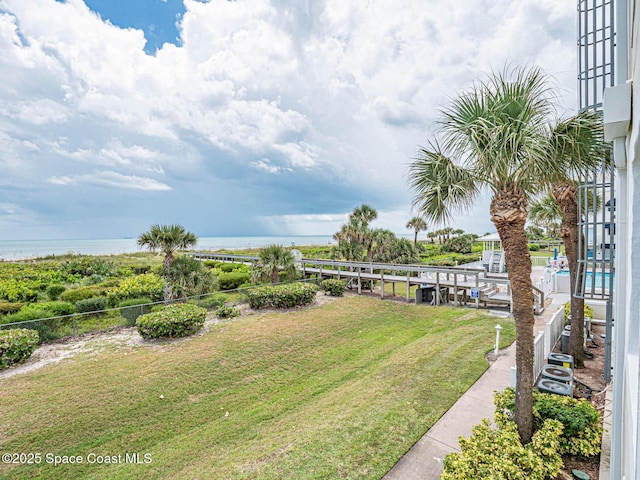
xmin=0 ymin=0 xmax=578 ymax=240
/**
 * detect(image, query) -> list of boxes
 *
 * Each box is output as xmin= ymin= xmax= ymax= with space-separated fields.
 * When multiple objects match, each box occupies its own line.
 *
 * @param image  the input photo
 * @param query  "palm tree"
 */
xmin=253 ymin=244 xmax=296 ymax=284
xmin=547 ymin=111 xmax=607 ymax=368
xmin=529 ymin=193 xmax=562 ymax=237
xmin=408 ymin=66 xmax=558 ymax=443
xmin=406 ymin=216 xmax=428 ymax=246
xmin=137 ymin=224 xmax=198 ymax=302
xmin=333 ymin=204 xmax=379 ymax=260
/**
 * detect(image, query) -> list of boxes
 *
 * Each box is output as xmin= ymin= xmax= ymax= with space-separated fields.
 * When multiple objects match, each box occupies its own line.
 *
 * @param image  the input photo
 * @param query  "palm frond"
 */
xmin=408 ymin=142 xmax=478 ymax=225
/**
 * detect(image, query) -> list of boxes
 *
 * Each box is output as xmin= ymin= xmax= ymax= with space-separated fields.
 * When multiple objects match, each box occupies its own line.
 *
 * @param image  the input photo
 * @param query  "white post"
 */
xmin=494 ymin=324 xmax=502 ymax=356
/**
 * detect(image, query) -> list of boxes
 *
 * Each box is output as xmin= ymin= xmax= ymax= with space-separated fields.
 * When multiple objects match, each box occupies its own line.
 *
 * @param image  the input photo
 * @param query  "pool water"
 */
xmin=555 ymin=269 xmax=613 ymax=289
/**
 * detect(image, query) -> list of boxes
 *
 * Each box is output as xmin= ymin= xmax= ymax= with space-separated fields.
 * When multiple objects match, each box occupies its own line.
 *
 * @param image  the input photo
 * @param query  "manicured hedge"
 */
xmin=322 ymin=279 xmax=346 ymax=296
xmin=1 ymin=328 xmax=39 ymax=369
xmin=136 ymin=303 xmax=207 ymax=339
xmin=218 ymin=272 xmax=251 ymax=291
xmin=60 ymin=285 xmax=107 ymax=304
xmin=0 ymin=302 xmax=24 ymax=315
xmin=247 ymin=283 xmax=318 ymax=309
xmin=75 ymin=297 xmax=107 ymax=314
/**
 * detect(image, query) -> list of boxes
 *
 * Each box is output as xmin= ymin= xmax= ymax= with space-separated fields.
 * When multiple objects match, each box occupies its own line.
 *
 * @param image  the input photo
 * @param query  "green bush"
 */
xmin=118 ymin=297 xmax=153 ymax=326
xmin=216 ymin=305 xmax=240 ymax=318
xmin=563 ymin=301 xmax=594 ymax=321
xmin=106 ymin=273 xmax=164 ymax=304
xmin=60 ymin=285 xmax=107 ymax=304
xmin=1 ymin=302 xmax=74 ymax=343
xmin=247 ymin=283 xmax=318 ymax=309
xmin=218 ymin=272 xmax=251 ymax=291
xmin=198 ymin=294 xmax=228 ymax=309
xmin=0 ymin=302 xmax=24 ymax=315
xmin=61 ymin=257 xmax=116 ymax=277
xmin=494 ymin=388 xmax=603 ymax=457
xmin=441 ymin=418 xmax=563 ymax=480
xmin=136 ymin=303 xmax=207 ymax=339
xmin=0 ymin=328 xmax=39 ymax=369
xmin=75 ymin=297 xmax=107 ymax=314
xmin=218 ymin=263 xmax=245 ymax=273
xmin=46 ymin=284 xmax=66 ymax=301
xmin=528 ymin=243 xmax=541 ymax=251
xmin=0 ymin=279 xmax=38 ymax=302
xmin=322 ymin=279 xmax=346 ymax=296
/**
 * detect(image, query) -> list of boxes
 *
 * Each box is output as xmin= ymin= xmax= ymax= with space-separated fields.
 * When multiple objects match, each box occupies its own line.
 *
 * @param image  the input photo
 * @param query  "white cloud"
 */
xmin=0 ymin=0 xmax=578 ymax=239
xmin=47 ymin=171 xmax=172 ymax=191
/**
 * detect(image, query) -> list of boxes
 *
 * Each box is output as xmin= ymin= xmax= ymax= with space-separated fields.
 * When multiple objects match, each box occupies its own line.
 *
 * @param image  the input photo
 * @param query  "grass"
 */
xmin=0 ymin=296 xmax=515 ymax=480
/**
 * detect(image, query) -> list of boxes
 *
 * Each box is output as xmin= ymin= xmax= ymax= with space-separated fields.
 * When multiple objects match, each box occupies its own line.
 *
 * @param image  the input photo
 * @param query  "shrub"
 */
xmin=0 ymin=329 xmax=39 ymax=369
xmin=495 ymin=387 xmax=602 ymax=457
xmin=106 ymin=273 xmax=164 ymax=304
xmin=46 ymin=284 xmax=66 ymax=301
xmin=441 ymin=418 xmax=563 ymax=480
xmin=119 ymin=297 xmax=153 ymax=326
xmin=218 ymin=272 xmax=251 ymax=291
xmin=247 ymin=283 xmax=318 ymax=309
xmin=563 ymin=301 xmax=594 ymax=321
xmin=60 ymin=285 xmax=107 ymax=304
xmin=0 ymin=279 xmax=38 ymax=302
xmin=0 ymin=302 xmax=24 ymax=315
xmin=1 ymin=302 xmax=74 ymax=343
xmin=198 ymin=294 xmax=228 ymax=310
xmin=528 ymin=243 xmax=541 ymax=251
xmin=136 ymin=303 xmax=206 ymax=339
xmin=75 ymin=297 xmax=107 ymax=314
xmin=216 ymin=305 xmax=240 ymax=318
xmin=322 ymin=279 xmax=346 ymax=296
xmin=60 ymin=257 xmax=116 ymax=277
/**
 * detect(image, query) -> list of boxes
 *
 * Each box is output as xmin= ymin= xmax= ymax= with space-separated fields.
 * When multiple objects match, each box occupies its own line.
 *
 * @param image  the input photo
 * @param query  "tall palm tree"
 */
xmin=253 ymin=244 xmax=296 ymax=284
xmin=406 ymin=216 xmax=428 ymax=246
xmin=408 ymin=66 xmax=557 ymax=443
xmin=547 ymin=111 xmax=607 ymax=368
xmin=137 ymin=224 xmax=198 ymax=302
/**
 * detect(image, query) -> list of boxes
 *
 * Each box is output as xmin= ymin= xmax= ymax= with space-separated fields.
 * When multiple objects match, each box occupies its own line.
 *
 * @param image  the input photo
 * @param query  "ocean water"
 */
xmin=0 ymin=236 xmax=335 ymax=260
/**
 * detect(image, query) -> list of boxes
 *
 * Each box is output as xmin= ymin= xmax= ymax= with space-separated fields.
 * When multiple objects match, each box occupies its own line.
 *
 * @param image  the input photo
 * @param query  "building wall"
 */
xmin=615 ymin=0 xmax=640 ymax=477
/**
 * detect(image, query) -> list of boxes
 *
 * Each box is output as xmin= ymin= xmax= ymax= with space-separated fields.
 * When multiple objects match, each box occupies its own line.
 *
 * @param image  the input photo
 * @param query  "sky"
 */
xmin=0 ymin=0 xmax=579 ymax=240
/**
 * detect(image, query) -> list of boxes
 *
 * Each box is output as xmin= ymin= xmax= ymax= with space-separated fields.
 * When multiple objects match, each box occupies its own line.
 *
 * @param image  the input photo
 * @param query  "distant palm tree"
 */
xmin=406 ymin=216 xmax=428 ymax=246
xmin=408 ymin=67 xmax=559 ymax=443
xmin=548 ymin=110 xmax=607 ymax=367
xmin=138 ymin=224 xmax=198 ymax=302
xmin=333 ymin=204 xmax=379 ymax=261
xmin=529 ymin=193 xmax=562 ymax=237
xmin=253 ymin=244 xmax=296 ymax=284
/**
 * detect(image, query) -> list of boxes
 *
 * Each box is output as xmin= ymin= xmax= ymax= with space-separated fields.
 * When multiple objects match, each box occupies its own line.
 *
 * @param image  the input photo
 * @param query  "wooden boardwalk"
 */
xmin=190 ymin=252 xmax=546 ymax=313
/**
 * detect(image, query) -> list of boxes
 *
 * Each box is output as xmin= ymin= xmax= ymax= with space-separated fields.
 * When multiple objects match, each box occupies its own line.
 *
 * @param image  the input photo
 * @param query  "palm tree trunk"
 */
xmin=491 ymin=191 xmax=534 ymax=444
xmin=552 ymin=181 xmax=585 ymax=368
xmin=414 ymin=230 xmax=418 ymax=246
xmin=163 ymin=252 xmax=175 ymax=303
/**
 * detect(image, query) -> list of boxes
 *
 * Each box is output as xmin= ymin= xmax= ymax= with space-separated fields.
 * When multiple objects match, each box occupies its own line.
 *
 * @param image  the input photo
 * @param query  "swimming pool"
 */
xmin=554 ymin=269 xmax=613 ymax=292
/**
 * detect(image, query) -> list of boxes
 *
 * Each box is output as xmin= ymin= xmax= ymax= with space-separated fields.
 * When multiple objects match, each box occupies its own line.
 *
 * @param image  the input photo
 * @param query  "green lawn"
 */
xmin=0 ymin=296 xmax=514 ymax=480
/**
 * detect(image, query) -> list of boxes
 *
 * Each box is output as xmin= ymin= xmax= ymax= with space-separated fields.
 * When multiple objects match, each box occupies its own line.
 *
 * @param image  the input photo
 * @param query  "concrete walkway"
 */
xmin=383 ymin=280 xmax=570 ymax=480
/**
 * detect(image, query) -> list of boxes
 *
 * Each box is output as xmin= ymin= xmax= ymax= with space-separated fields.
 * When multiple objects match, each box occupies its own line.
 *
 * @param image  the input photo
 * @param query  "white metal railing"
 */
xmin=533 ymin=330 xmax=546 ymax=382
xmin=544 ymin=307 xmax=565 ymax=358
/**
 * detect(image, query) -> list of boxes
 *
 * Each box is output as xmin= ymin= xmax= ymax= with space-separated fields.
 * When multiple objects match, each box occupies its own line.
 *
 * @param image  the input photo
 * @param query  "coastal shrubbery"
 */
xmin=247 ymin=283 xmax=318 ymax=309
xmin=106 ymin=273 xmax=164 ymax=304
xmin=75 ymin=297 xmax=107 ymax=314
xmin=0 ymin=328 xmax=39 ymax=369
xmin=322 ymin=279 xmax=346 ymax=296
xmin=442 ymin=388 xmax=603 ymax=478
xmin=218 ymin=272 xmax=251 ymax=291
xmin=136 ymin=303 xmax=206 ymax=339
